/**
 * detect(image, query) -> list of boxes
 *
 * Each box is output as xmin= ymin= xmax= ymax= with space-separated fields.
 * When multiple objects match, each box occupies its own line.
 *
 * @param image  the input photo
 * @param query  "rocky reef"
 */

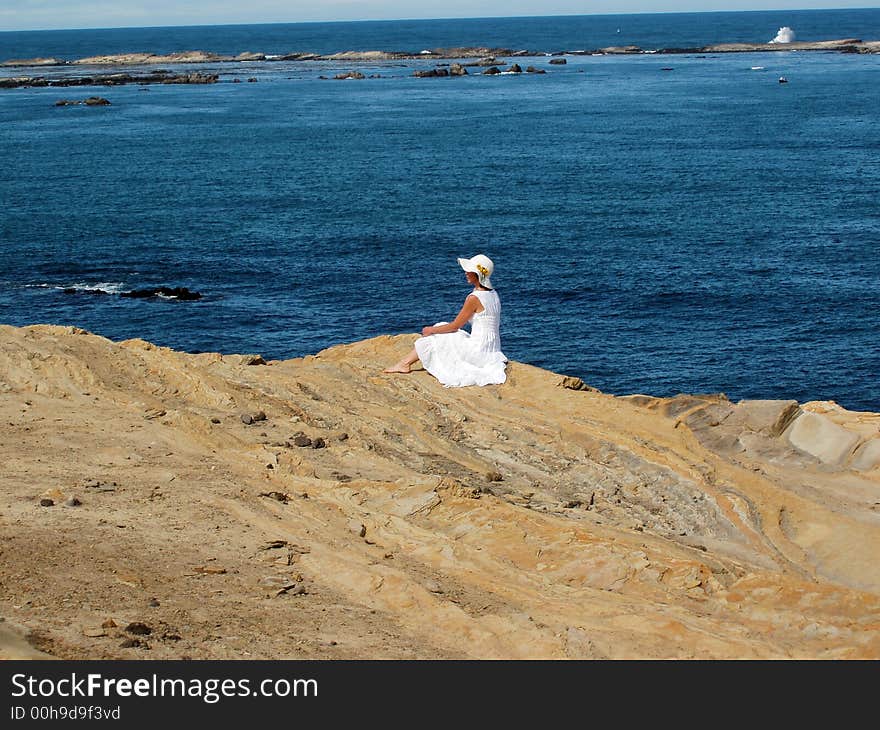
xmin=1 ymin=38 xmax=878 ymax=73
xmin=3 ymin=39 xmax=877 ymax=92
xmin=0 ymin=71 xmax=218 ymax=89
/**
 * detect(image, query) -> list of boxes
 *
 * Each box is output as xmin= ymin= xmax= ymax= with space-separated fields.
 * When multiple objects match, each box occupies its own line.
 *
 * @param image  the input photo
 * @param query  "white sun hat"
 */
xmin=457 ymin=254 xmax=494 ymax=289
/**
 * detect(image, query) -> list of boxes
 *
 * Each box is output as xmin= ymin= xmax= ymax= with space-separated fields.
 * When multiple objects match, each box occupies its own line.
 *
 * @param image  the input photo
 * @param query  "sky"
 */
xmin=1 ymin=1 xmax=875 ymax=32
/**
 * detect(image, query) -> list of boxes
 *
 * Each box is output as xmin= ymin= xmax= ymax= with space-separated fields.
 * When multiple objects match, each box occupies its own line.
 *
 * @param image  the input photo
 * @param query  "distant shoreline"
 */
xmin=2 ymin=37 xmax=879 ymax=69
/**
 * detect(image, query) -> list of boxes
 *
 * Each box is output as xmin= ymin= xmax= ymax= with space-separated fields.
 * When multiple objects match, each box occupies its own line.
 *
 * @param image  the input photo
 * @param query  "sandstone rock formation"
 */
xmin=0 ymin=324 xmax=877 ymax=659
xmin=72 ymin=51 xmax=229 ymax=65
xmin=0 ymin=57 xmax=65 ymax=67
xmin=702 ymin=38 xmax=875 ymax=53
xmin=2 ymin=38 xmax=876 ymax=74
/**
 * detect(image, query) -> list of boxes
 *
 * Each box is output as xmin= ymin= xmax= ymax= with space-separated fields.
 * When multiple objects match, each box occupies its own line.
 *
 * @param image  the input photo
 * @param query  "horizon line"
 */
xmin=4 ymin=6 xmax=878 ymax=34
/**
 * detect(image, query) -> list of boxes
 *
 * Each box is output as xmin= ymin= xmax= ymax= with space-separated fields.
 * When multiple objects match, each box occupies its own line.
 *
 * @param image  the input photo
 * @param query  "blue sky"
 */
xmin=1 ymin=1 xmax=875 ymax=31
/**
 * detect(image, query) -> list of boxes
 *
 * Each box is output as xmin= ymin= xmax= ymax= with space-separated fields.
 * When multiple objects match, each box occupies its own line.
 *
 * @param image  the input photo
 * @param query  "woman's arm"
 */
xmin=422 ymin=295 xmax=481 ymax=336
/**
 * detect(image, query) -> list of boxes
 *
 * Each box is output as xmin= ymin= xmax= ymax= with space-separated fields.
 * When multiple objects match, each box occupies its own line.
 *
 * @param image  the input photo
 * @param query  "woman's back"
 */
xmin=469 ymin=289 xmax=502 ymax=353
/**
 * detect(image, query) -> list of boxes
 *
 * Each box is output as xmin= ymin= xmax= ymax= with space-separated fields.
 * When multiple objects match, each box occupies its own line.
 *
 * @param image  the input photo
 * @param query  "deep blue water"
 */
xmin=1 ymin=10 xmax=879 ymax=411
xmin=2 ymin=9 xmax=880 ymax=59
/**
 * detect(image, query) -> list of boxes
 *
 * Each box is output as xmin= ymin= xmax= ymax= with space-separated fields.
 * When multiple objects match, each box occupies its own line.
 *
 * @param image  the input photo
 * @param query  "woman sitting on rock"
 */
xmin=383 ymin=254 xmax=508 ymax=387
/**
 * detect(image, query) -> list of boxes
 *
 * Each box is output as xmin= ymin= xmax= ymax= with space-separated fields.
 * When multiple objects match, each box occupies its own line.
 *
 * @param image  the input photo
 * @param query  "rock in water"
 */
xmin=120 ymin=286 xmax=201 ymax=300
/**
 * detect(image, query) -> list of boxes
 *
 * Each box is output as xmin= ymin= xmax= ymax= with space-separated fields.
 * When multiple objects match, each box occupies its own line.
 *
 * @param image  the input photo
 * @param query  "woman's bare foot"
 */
xmin=383 ymin=348 xmax=418 ymax=374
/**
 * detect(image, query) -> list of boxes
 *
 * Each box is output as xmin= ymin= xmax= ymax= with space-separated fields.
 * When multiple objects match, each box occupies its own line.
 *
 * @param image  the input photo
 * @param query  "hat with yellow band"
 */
xmin=457 ymin=254 xmax=494 ymax=289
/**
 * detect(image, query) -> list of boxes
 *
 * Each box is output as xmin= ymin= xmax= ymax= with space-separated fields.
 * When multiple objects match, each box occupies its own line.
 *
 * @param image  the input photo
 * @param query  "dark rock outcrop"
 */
xmin=120 ymin=287 xmax=202 ymax=301
xmin=2 ymin=71 xmax=217 ymax=89
xmin=413 ymin=68 xmax=449 ymax=77
xmin=656 ymin=47 xmax=704 ymax=55
xmin=278 ymin=53 xmax=322 ymax=61
xmin=55 ymin=96 xmax=111 ymax=106
xmin=166 ymin=73 xmax=218 ymax=84
xmin=62 ymin=286 xmax=201 ymax=300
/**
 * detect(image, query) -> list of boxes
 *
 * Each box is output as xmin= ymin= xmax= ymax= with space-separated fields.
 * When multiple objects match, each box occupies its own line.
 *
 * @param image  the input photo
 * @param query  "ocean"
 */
xmin=1 ymin=9 xmax=878 ymax=411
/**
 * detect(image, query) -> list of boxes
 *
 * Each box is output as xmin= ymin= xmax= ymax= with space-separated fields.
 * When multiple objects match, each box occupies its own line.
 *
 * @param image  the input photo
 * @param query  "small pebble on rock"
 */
xmin=125 ymin=622 xmax=152 ymax=636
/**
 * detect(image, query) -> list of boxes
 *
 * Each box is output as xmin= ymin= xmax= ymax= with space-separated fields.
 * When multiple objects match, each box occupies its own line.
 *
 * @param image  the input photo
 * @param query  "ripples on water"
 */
xmin=1 ymin=11 xmax=878 ymax=411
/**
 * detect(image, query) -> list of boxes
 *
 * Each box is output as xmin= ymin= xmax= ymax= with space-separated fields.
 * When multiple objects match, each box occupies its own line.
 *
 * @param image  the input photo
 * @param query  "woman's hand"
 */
xmin=421 ymin=325 xmax=435 ymax=336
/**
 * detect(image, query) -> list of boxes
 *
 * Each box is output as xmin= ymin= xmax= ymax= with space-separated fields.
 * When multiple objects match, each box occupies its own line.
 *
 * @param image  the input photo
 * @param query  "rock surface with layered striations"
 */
xmin=0 ymin=324 xmax=877 ymax=659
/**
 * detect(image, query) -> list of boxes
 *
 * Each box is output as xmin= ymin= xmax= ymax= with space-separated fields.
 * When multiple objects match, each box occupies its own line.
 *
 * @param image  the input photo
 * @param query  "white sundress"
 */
xmin=414 ymin=288 xmax=508 ymax=387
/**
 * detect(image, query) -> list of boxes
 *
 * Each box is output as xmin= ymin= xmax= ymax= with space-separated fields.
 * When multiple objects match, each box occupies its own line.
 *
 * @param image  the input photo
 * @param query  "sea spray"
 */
xmin=770 ymin=26 xmax=796 ymax=43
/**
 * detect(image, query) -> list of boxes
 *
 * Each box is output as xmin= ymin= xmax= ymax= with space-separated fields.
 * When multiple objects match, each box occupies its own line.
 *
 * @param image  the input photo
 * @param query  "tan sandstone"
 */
xmin=0 ymin=324 xmax=877 ymax=660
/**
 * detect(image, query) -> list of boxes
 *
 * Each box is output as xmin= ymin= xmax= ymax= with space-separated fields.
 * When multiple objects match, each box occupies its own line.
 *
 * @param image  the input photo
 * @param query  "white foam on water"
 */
xmin=69 ymin=282 xmax=126 ymax=294
xmin=769 ymin=26 xmax=795 ymax=43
